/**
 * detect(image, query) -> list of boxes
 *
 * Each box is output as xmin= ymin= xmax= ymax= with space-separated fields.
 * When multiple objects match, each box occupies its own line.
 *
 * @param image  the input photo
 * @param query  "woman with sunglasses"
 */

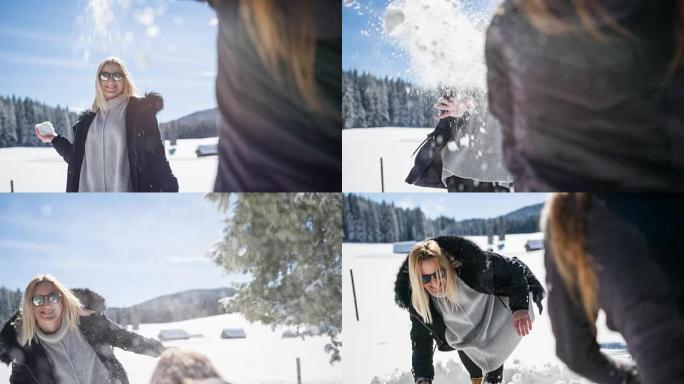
xmin=394 ymin=236 xmax=545 ymax=384
xmin=0 ymin=274 xmax=165 ymax=384
xmin=35 ymin=56 xmax=178 ymax=192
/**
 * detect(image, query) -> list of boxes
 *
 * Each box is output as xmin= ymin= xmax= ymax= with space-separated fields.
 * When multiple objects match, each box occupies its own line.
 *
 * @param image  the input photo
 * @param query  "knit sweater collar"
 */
xmin=104 ymin=95 xmax=126 ymax=110
xmin=35 ymin=318 xmax=68 ymax=344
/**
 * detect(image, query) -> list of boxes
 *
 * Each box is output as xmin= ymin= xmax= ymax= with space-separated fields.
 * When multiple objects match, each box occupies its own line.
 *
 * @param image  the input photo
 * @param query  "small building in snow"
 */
xmin=195 ymin=144 xmax=218 ymax=157
xmin=158 ymin=329 xmax=190 ymax=341
xmin=525 ymin=239 xmax=544 ymax=252
xmin=393 ymin=241 xmax=417 ymax=254
xmin=221 ymin=328 xmax=247 ymax=339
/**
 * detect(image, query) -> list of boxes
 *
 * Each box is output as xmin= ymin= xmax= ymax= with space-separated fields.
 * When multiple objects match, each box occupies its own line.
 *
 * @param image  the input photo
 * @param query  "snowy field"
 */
xmin=342 ymin=234 xmax=631 ymax=384
xmin=343 ymin=127 xmax=442 ymax=193
xmin=0 ymin=137 xmax=218 ymax=192
xmin=0 ymin=313 xmax=341 ymax=384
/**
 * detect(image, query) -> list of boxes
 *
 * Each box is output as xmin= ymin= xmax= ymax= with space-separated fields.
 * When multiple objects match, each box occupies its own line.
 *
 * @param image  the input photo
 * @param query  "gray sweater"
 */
xmin=36 ymin=319 xmax=111 ymax=384
xmin=79 ymin=95 xmax=131 ymax=192
xmin=441 ymin=91 xmax=512 ymax=183
xmin=432 ymin=273 xmax=533 ymax=372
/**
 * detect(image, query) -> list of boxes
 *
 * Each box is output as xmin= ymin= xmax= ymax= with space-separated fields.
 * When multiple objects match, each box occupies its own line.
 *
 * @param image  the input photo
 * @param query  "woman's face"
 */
xmin=420 ymin=258 xmax=446 ymax=297
xmin=99 ymin=62 xmax=125 ymax=100
xmin=31 ymin=282 xmax=63 ymax=334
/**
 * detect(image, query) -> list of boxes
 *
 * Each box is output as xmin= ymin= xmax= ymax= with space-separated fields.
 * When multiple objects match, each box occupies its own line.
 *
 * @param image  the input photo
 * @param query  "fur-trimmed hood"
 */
xmin=134 ymin=92 xmax=164 ymax=114
xmin=0 ymin=288 xmax=107 ymax=366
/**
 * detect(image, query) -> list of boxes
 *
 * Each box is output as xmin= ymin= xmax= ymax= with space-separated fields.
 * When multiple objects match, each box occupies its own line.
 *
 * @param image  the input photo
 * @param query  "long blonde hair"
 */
xmin=92 ymin=56 xmax=139 ymax=113
xmin=408 ymin=240 xmax=459 ymax=324
xmin=541 ymin=193 xmax=599 ymax=333
xmin=237 ymin=0 xmax=326 ymax=114
xmin=18 ymin=274 xmax=85 ymax=347
xmin=520 ymin=0 xmax=684 ymax=74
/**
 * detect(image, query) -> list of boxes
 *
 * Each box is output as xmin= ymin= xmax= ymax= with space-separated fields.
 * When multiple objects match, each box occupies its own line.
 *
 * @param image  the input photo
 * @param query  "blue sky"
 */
xmin=343 ymin=0 xmax=499 ymax=81
xmin=0 ymin=0 xmax=217 ymax=122
xmin=0 ymin=193 xmax=244 ymax=307
xmin=343 ymin=0 xmax=410 ymax=80
xmin=357 ymin=193 xmax=549 ymax=220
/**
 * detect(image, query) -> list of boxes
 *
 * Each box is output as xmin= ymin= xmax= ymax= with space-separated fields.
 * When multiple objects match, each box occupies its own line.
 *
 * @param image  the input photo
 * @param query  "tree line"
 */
xmin=342 ymin=193 xmax=543 ymax=243
xmin=0 ymin=286 xmax=22 ymax=324
xmin=343 ymin=70 xmax=440 ymax=129
xmin=0 ymin=95 xmax=78 ymax=148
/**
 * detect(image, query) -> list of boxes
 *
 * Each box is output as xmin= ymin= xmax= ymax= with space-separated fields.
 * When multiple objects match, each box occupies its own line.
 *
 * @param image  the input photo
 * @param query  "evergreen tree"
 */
xmin=207 ymin=193 xmax=341 ymax=363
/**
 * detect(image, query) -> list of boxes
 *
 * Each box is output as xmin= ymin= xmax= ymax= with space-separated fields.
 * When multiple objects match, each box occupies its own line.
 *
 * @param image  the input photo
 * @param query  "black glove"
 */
xmin=415 ymin=378 xmax=432 ymax=384
xmin=531 ymin=286 xmax=545 ymax=315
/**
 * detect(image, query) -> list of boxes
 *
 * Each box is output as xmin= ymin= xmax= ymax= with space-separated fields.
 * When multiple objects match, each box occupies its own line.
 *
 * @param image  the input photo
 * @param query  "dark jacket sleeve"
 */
xmin=409 ymin=313 xmax=434 ymax=381
xmin=545 ymin=244 xmax=639 ymax=384
xmin=485 ymin=10 xmax=520 ymax=176
xmin=96 ymin=315 xmax=165 ymax=357
xmin=490 ymin=253 xmax=530 ymax=312
xmin=143 ymin=113 xmax=178 ymax=192
xmin=9 ymin=362 xmax=32 ymax=384
xmin=51 ymin=135 xmax=73 ymax=164
xmin=433 ymin=236 xmax=531 ymax=313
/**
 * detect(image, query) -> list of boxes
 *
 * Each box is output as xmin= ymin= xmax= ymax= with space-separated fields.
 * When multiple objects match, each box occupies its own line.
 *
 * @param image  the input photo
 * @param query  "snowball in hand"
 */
xmin=35 ymin=121 xmax=56 ymax=136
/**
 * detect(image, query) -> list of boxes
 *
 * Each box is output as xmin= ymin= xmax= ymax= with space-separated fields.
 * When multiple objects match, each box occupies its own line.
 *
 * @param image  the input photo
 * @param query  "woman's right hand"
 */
xmin=35 ymin=127 xmax=55 ymax=143
xmin=433 ymin=96 xmax=474 ymax=120
xmin=512 ymin=310 xmax=532 ymax=336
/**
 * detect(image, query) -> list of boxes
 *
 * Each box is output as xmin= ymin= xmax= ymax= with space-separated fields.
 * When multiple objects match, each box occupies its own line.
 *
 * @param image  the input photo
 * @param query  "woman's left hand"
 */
xmin=512 ymin=310 xmax=532 ymax=336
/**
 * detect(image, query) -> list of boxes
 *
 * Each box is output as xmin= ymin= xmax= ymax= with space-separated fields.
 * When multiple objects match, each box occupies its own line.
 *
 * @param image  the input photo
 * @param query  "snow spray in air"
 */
xmin=383 ymin=0 xmax=499 ymax=91
xmin=74 ymin=0 xmax=121 ymax=62
xmin=74 ymin=0 xmax=164 ymax=67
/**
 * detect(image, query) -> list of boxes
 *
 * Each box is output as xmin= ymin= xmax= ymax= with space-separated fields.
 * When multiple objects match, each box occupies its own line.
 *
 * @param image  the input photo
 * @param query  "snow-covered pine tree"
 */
xmin=207 ymin=193 xmax=341 ymax=363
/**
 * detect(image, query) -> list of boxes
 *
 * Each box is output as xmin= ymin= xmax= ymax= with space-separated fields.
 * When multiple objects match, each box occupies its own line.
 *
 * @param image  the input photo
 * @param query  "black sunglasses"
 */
xmin=422 ymin=268 xmax=446 ymax=284
xmin=32 ymin=291 xmax=61 ymax=307
xmin=99 ymin=71 xmax=123 ymax=81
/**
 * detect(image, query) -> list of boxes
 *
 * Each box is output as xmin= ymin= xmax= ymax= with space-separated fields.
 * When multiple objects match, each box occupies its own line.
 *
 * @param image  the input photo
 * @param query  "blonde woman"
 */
xmin=543 ymin=193 xmax=684 ymax=383
xmin=486 ymin=0 xmax=684 ymax=191
xmin=35 ymin=57 xmax=178 ymax=192
xmin=0 ymin=275 xmax=164 ymax=384
xmin=394 ymin=236 xmax=545 ymax=384
xmin=198 ymin=0 xmax=341 ymax=192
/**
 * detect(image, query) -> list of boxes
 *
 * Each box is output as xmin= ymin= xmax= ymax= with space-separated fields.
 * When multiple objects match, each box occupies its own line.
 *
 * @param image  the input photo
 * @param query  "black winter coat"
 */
xmin=0 ymin=289 xmax=164 ymax=384
xmin=405 ymin=117 xmax=465 ymax=189
xmin=394 ymin=236 xmax=546 ymax=381
xmin=51 ymin=93 xmax=178 ymax=192
xmin=209 ymin=0 xmax=341 ymax=192
xmin=486 ymin=0 xmax=684 ymax=191
xmin=545 ymin=195 xmax=684 ymax=384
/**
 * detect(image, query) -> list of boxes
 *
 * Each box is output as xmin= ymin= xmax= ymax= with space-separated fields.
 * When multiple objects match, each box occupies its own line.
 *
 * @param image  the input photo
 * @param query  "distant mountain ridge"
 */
xmin=159 ymin=108 xmax=218 ymax=143
xmin=105 ymin=287 xmax=235 ymax=325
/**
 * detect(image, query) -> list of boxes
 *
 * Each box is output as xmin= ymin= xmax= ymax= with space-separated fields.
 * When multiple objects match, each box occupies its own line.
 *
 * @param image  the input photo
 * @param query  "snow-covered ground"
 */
xmin=342 ymin=234 xmax=631 ymax=384
xmin=343 ymin=127 xmax=442 ymax=192
xmin=0 ymin=137 xmax=218 ymax=192
xmin=0 ymin=313 xmax=341 ymax=384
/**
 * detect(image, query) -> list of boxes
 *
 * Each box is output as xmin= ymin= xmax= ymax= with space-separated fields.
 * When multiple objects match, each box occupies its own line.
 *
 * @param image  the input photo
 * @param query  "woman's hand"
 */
xmin=433 ymin=96 xmax=474 ymax=119
xmin=512 ymin=310 xmax=532 ymax=336
xmin=35 ymin=127 xmax=55 ymax=143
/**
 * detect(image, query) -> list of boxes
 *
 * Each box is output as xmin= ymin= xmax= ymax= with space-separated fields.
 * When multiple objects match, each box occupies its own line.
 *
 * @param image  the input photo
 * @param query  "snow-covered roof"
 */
xmin=220 ymin=328 xmax=246 ymax=339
